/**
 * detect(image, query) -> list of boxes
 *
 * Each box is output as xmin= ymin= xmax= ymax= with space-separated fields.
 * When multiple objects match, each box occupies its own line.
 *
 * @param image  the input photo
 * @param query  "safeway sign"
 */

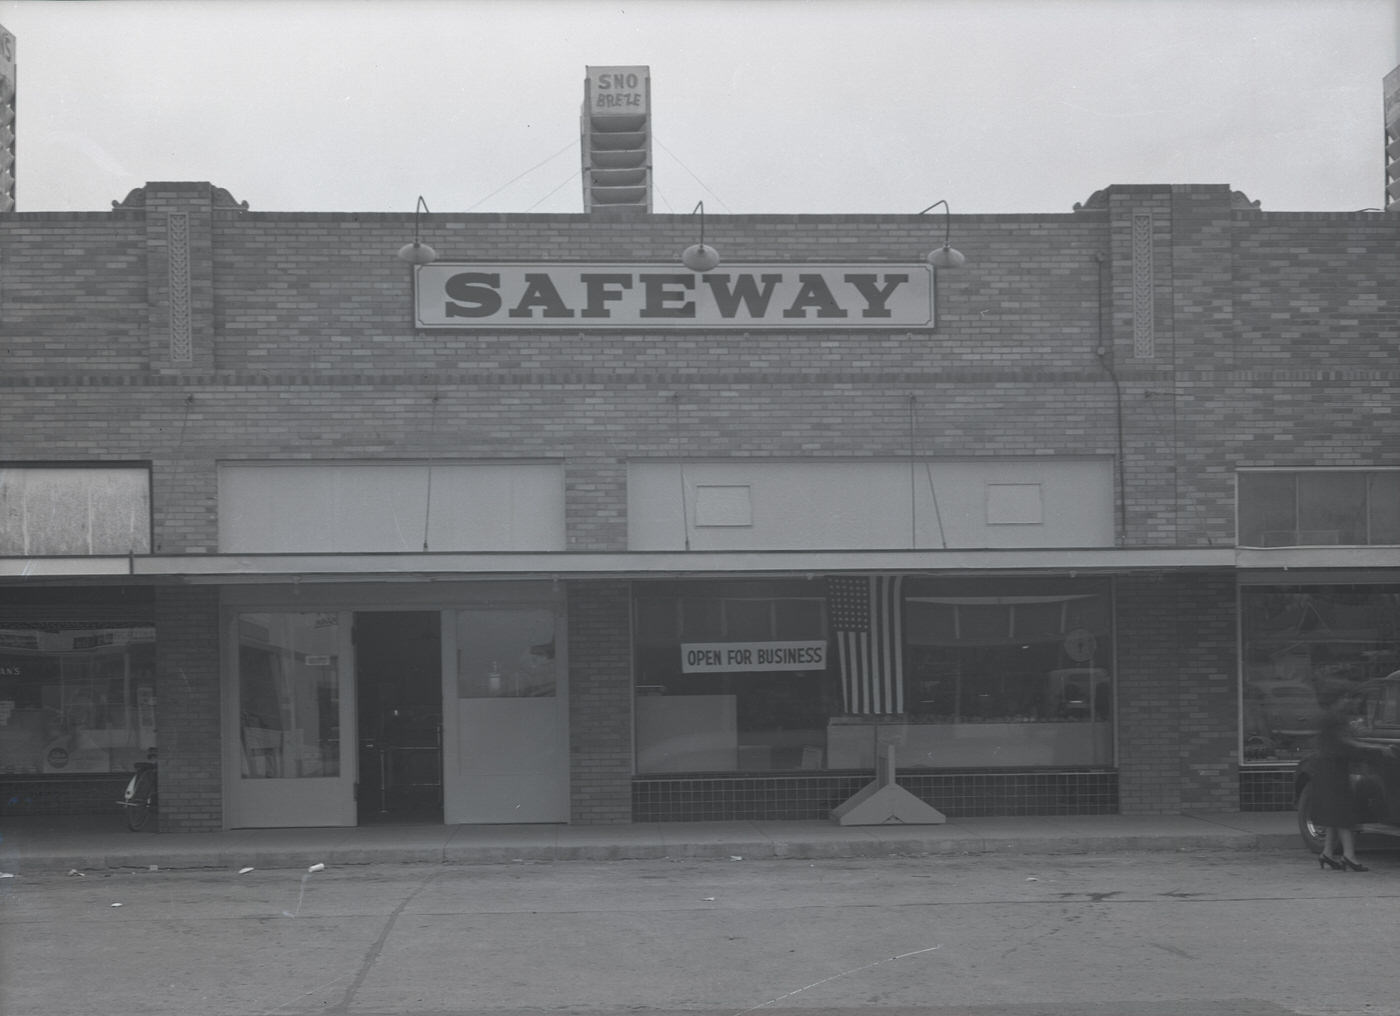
xmin=412 ymin=264 xmax=934 ymax=329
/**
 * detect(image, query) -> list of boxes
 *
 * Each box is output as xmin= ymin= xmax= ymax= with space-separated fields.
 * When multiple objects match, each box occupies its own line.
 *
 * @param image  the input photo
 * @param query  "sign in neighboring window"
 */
xmin=681 ymin=641 xmax=828 ymax=673
xmin=0 ymin=466 xmax=151 ymax=555
xmin=412 ymin=264 xmax=934 ymax=330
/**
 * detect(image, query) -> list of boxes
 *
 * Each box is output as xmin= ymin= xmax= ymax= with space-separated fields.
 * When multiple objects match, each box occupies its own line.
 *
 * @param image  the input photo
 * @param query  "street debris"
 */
xmin=308 ymin=862 xmax=325 ymax=873
xmin=238 ymin=866 xmax=254 ymax=874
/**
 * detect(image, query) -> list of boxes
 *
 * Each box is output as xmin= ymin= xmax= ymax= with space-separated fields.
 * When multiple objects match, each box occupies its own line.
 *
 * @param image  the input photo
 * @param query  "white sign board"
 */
xmin=413 ymin=263 xmax=934 ymax=330
xmin=587 ymin=65 xmax=648 ymax=115
xmin=681 ymin=641 xmax=828 ymax=673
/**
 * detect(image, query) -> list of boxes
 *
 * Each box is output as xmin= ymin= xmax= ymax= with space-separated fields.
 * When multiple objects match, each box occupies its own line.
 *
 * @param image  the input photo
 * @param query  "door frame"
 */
xmin=222 ymin=581 xmax=567 ymax=829
xmin=440 ymin=599 xmax=571 ymax=824
xmin=221 ymin=607 xmax=357 ymax=828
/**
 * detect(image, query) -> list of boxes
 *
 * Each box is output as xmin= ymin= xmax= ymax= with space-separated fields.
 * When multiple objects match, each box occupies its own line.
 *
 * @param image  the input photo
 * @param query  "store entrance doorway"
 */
xmin=354 ymin=611 xmax=442 ymax=824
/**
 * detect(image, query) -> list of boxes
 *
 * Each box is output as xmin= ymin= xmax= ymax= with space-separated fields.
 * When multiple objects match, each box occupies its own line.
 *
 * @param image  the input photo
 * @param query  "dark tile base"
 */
xmin=633 ymin=769 xmax=1120 ymax=822
xmin=0 ymin=776 xmax=132 ymax=817
xmin=1240 ymin=767 xmax=1295 ymax=812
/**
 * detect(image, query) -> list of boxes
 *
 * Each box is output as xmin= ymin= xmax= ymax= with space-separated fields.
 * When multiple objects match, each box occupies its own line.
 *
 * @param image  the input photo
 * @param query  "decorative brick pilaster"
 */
xmin=154 ymin=586 xmax=223 ymax=831
xmin=1115 ymin=572 xmax=1237 ymax=814
xmin=567 ymin=580 xmax=633 ymax=823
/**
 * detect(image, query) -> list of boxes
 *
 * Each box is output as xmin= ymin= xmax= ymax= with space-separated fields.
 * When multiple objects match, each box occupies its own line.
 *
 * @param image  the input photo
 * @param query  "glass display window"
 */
xmin=1240 ymin=585 xmax=1400 ymax=762
xmin=0 ymin=623 xmax=156 ymax=775
xmin=237 ymin=613 xmax=342 ymax=779
xmin=633 ymin=579 xmax=837 ymax=773
xmin=632 ymin=575 xmax=1117 ymax=774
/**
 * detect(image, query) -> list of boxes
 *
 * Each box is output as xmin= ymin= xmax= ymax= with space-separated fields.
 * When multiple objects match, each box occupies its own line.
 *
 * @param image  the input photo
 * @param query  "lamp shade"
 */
xmin=681 ymin=243 xmax=720 ymax=272
xmin=397 ymin=240 xmax=438 ymax=265
xmin=928 ymin=244 xmax=966 ymax=269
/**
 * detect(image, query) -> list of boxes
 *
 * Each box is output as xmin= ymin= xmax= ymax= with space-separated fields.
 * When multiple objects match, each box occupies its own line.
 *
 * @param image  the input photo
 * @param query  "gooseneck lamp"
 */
xmin=396 ymin=196 xmax=438 ymax=265
xmin=919 ymin=199 xmax=967 ymax=268
xmin=680 ymin=201 xmax=720 ymax=272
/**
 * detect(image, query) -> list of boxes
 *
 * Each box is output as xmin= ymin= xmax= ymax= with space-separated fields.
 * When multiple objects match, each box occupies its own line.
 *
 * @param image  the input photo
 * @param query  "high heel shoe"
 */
xmin=1339 ymin=857 xmax=1368 ymax=872
xmin=1318 ymin=853 xmax=1342 ymax=870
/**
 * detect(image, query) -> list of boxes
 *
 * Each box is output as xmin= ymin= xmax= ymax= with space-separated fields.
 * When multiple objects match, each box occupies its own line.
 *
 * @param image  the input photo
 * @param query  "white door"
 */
xmin=442 ymin=605 xmax=568 ymax=823
xmin=226 ymin=610 xmax=357 ymax=828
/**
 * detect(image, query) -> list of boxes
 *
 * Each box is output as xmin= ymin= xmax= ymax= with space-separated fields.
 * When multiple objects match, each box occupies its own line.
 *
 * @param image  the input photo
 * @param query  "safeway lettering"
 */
xmin=414 ymin=264 xmax=933 ymax=330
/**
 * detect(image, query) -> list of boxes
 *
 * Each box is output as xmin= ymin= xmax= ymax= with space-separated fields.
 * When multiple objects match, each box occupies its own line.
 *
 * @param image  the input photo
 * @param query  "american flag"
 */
xmin=826 ymin=574 xmax=905 ymax=714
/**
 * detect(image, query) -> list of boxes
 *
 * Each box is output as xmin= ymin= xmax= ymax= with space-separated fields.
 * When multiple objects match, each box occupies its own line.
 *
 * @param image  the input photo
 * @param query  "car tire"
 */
xmin=1296 ymin=781 xmax=1327 ymax=853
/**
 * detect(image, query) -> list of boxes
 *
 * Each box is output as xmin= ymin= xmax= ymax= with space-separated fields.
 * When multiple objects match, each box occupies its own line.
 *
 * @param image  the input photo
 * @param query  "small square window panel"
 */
xmin=986 ymin=483 xmax=1043 ymax=525
xmin=694 ymin=485 xmax=753 ymax=527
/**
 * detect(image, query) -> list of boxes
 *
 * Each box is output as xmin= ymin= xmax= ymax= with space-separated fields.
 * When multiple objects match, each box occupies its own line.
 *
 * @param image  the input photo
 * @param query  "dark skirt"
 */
xmin=1308 ymin=755 xmax=1360 ymax=828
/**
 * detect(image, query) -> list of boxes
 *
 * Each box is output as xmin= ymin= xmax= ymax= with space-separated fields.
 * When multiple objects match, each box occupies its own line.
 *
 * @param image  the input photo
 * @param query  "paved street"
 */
xmin=2 ymin=847 xmax=1397 ymax=1016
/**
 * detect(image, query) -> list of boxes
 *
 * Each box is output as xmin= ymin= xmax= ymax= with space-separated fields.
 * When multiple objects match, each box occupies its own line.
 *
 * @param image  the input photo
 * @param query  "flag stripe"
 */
xmin=828 ymin=574 xmax=904 ymax=714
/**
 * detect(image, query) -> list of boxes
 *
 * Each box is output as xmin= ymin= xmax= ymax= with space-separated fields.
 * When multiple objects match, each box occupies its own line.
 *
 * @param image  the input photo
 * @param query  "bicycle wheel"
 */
xmin=125 ymin=768 xmax=155 ymax=831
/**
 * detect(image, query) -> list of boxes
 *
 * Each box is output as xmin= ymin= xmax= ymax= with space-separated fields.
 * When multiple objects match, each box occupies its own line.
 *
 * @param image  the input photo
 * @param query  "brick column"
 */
xmin=154 ymin=586 xmax=223 ymax=831
xmin=567 ymin=579 xmax=633 ymax=823
xmin=1115 ymin=572 xmax=1237 ymax=814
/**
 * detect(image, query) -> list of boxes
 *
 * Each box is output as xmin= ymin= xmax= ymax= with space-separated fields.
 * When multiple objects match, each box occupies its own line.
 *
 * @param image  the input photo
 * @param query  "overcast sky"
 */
xmin=1 ymin=0 xmax=1397 ymax=216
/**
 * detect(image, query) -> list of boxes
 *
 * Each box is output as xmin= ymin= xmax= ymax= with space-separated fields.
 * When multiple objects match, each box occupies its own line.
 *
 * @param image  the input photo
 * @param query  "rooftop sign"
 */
xmin=586 ymin=65 xmax=648 ymax=115
xmin=412 ymin=264 xmax=935 ymax=330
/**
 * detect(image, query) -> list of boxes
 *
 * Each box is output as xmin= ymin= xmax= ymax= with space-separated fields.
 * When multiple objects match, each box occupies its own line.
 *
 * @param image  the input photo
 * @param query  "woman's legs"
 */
xmin=1339 ymin=827 xmax=1358 ymax=863
xmin=1323 ymin=827 xmax=1340 ymax=858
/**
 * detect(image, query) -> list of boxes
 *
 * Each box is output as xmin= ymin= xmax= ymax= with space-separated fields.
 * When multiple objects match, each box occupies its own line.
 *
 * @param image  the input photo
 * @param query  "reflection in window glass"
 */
xmin=724 ymin=600 xmax=772 ymax=641
xmin=238 ymin=613 xmax=341 ymax=779
xmin=633 ymin=580 xmax=837 ymax=773
xmin=1369 ymin=474 xmax=1400 ymax=544
xmin=1238 ymin=473 xmax=1296 ymax=546
xmin=903 ymin=582 xmax=1113 ymax=724
xmin=1297 ymin=473 xmax=1365 ymax=544
xmin=1238 ymin=470 xmax=1400 ymax=547
xmin=0 ymin=623 xmax=156 ymax=774
xmin=454 ymin=608 xmax=557 ymax=698
xmin=901 ymin=579 xmax=1114 ymax=767
xmin=1240 ymin=585 xmax=1400 ymax=762
xmin=632 ymin=577 xmax=1116 ymax=774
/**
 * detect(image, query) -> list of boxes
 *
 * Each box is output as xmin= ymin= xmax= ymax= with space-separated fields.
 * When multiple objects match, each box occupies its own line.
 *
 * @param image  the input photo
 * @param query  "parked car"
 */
xmin=1294 ymin=672 xmax=1400 ymax=851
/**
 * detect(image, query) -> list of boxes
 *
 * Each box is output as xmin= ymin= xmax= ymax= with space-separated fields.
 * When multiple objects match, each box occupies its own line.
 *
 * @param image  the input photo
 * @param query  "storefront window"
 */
xmin=0 ymin=623 xmax=156 ymax=774
xmin=633 ymin=580 xmax=837 ymax=773
xmin=1238 ymin=470 xmax=1400 ymax=546
xmin=879 ymin=577 xmax=1115 ymax=768
xmin=237 ymin=613 xmax=342 ymax=779
xmin=1240 ymin=585 xmax=1400 ymax=762
xmin=633 ymin=576 xmax=1116 ymax=774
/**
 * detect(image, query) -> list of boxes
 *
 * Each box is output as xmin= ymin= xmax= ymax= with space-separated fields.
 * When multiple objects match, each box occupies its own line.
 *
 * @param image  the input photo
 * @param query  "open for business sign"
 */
xmin=681 ymin=641 xmax=828 ymax=673
xmin=412 ymin=263 xmax=934 ymax=329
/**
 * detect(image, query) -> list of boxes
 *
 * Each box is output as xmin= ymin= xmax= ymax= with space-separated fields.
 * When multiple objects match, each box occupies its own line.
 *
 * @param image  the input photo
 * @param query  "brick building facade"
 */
xmin=0 ymin=181 xmax=1396 ymax=831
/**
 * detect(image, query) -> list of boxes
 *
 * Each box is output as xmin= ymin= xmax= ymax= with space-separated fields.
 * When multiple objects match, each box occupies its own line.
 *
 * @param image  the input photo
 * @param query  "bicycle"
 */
xmin=120 ymin=748 xmax=157 ymax=831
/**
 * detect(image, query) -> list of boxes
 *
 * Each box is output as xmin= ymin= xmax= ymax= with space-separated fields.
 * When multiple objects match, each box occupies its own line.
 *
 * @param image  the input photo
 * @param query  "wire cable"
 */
xmin=465 ymin=140 xmax=577 ymax=212
xmin=654 ymin=134 xmax=733 ymax=212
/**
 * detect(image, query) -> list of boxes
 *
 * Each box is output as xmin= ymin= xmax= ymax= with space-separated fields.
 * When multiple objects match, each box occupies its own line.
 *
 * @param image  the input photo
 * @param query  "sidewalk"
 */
xmin=0 ymin=810 xmax=1302 ymax=873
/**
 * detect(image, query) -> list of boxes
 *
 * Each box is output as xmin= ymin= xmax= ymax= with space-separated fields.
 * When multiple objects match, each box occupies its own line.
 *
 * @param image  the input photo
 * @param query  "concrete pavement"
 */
xmin=0 ymin=809 xmax=1303 ymax=873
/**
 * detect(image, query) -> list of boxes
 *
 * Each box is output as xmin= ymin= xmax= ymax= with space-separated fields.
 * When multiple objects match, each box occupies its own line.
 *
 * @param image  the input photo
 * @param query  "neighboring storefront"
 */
xmin=1 ymin=179 xmax=1397 ymax=830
